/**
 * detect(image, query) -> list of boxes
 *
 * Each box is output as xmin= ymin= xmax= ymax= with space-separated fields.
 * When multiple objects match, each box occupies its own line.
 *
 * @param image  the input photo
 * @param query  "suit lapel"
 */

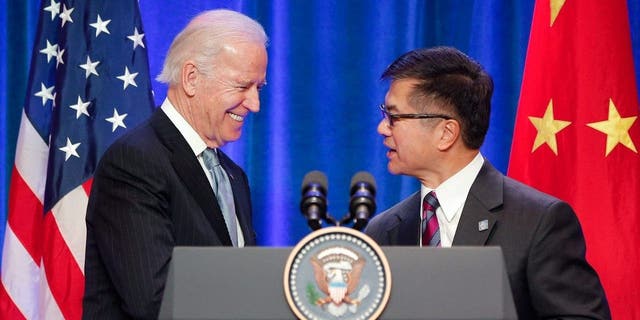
xmin=150 ymin=110 xmax=232 ymax=246
xmin=385 ymin=192 xmax=421 ymax=245
xmin=452 ymin=160 xmax=503 ymax=246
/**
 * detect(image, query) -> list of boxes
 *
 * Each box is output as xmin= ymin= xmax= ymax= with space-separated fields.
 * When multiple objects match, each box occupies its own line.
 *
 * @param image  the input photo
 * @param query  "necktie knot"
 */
xmin=202 ymin=148 xmax=220 ymax=168
xmin=422 ymin=191 xmax=440 ymax=219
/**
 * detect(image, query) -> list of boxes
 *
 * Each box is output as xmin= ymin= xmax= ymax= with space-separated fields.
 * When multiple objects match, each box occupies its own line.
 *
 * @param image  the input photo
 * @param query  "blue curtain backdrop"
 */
xmin=1 ymin=0 xmax=639 ymax=246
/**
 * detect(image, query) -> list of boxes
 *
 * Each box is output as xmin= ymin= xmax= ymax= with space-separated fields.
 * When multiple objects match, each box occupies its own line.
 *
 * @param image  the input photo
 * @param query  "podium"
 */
xmin=159 ymin=246 xmax=516 ymax=319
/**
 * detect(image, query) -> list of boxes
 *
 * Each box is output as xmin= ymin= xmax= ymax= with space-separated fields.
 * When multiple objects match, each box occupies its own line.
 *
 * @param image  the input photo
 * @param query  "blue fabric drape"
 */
xmin=2 ymin=0 xmax=639 ymax=247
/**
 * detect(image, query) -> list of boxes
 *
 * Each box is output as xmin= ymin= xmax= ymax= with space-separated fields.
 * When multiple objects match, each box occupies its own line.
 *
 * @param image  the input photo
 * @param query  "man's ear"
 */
xmin=182 ymin=61 xmax=198 ymax=97
xmin=438 ymin=119 xmax=461 ymax=151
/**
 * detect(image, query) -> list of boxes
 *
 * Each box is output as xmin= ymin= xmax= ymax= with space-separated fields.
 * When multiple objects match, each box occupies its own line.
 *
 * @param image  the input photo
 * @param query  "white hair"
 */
xmin=156 ymin=9 xmax=268 ymax=85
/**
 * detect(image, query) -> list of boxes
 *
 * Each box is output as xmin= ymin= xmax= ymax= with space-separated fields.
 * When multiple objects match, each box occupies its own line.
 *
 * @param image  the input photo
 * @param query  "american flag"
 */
xmin=0 ymin=0 xmax=154 ymax=318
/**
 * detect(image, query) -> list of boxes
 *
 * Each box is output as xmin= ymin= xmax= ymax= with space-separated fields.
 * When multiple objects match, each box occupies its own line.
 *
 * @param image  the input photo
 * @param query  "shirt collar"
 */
xmin=160 ymin=98 xmax=208 ymax=157
xmin=421 ymin=153 xmax=484 ymax=222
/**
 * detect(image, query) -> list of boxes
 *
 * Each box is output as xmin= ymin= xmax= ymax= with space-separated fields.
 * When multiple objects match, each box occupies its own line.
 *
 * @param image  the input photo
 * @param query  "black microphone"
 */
xmin=349 ymin=171 xmax=376 ymax=231
xmin=300 ymin=171 xmax=328 ymax=230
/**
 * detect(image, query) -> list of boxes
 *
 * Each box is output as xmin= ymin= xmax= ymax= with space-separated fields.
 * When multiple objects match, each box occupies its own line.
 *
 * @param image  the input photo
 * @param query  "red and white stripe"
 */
xmin=1 ymin=111 xmax=88 ymax=320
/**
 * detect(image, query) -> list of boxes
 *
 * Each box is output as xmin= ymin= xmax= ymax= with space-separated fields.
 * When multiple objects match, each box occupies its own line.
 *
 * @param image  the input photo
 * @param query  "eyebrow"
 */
xmin=234 ymin=79 xmax=252 ymax=86
xmin=385 ymin=104 xmax=398 ymax=112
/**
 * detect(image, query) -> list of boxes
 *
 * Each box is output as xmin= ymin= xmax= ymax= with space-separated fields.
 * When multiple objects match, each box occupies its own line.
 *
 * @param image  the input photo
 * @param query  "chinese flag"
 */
xmin=508 ymin=0 xmax=640 ymax=318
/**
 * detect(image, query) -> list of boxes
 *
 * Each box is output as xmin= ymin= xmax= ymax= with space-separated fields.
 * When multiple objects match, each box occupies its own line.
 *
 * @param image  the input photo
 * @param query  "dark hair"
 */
xmin=381 ymin=46 xmax=493 ymax=149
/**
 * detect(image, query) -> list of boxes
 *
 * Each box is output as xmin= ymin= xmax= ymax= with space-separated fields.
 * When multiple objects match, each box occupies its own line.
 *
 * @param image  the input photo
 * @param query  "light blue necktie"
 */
xmin=202 ymin=148 xmax=238 ymax=247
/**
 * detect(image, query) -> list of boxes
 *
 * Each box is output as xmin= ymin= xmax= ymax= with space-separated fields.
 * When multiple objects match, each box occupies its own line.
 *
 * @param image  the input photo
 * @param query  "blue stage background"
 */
xmin=1 ymin=0 xmax=639 ymax=246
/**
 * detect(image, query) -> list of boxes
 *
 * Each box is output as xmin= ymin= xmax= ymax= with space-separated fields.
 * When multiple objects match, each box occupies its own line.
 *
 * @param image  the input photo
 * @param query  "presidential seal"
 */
xmin=284 ymin=227 xmax=391 ymax=320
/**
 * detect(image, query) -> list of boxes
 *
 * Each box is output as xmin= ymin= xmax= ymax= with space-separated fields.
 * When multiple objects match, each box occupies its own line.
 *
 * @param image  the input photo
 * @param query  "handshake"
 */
xmin=300 ymin=171 xmax=377 ymax=231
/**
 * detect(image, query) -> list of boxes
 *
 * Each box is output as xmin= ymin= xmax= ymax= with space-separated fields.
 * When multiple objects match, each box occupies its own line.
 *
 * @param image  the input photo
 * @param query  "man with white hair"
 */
xmin=83 ymin=9 xmax=268 ymax=319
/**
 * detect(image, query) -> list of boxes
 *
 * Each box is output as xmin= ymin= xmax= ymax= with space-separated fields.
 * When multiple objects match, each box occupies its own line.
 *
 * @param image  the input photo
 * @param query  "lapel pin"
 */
xmin=478 ymin=219 xmax=489 ymax=232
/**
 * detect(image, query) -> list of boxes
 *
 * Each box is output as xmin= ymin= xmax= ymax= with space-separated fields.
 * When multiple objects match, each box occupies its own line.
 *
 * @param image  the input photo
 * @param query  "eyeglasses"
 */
xmin=379 ymin=104 xmax=453 ymax=127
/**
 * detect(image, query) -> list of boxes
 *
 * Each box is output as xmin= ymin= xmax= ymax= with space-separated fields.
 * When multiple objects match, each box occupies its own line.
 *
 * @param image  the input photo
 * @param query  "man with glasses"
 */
xmin=364 ymin=47 xmax=610 ymax=319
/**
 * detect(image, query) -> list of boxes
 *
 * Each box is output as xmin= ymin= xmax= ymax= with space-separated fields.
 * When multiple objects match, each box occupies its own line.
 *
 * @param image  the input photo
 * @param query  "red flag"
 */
xmin=508 ymin=0 xmax=640 ymax=318
xmin=0 ymin=0 xmax=154 ymax=318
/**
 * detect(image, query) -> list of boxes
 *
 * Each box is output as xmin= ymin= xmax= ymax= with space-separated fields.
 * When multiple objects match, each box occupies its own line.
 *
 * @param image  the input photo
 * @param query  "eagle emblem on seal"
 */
xmin=309 ymin=246 xmax=370 ymax=317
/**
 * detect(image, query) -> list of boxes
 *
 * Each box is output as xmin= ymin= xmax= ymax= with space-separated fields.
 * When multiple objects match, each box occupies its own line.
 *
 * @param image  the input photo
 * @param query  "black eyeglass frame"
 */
xmin=379 ymin=104 xmax=454 ymax=127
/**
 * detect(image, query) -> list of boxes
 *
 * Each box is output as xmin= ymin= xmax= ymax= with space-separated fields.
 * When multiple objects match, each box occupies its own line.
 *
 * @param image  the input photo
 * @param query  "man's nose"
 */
xmin=244 ymin=87 xmax=260 ymax=112
xmin=377 ymin=118 xmax=391 ymax=136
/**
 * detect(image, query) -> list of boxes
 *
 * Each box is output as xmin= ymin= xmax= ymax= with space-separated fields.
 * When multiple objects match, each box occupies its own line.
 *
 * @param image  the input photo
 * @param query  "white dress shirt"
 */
xmin=419 ymin=153 xmax=484 ymax=247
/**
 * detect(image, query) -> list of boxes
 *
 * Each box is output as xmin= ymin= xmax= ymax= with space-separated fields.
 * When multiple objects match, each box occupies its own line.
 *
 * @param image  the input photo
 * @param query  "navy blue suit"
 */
xmin=83 ymin=109 xmax=255 ymax=319
xmin=365 ymin=160 xmax=610 ymax=319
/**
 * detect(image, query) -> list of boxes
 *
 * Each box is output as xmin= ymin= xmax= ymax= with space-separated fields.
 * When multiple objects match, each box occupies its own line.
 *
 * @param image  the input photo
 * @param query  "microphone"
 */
xmin=349 ymin=171 xmax=377 ymax=230
xmin=300 ymin=171 xmax=328 ymax=230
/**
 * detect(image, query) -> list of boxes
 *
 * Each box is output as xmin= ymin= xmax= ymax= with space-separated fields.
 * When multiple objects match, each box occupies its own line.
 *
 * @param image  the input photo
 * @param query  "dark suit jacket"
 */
xmin=82 ymin=109 xmax=256 ymax=319
xmin=365 ymin=160 xmax=610 ymax=319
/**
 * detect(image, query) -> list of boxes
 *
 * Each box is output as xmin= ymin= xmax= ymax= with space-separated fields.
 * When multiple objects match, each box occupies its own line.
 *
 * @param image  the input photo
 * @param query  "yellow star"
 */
xmin=529 ymin=99 xmax=571 ymax=155
xmin=587 ymin=98 xmax=638 ymax=156
xmin=550 ymin=0 xmax=567 ymax=26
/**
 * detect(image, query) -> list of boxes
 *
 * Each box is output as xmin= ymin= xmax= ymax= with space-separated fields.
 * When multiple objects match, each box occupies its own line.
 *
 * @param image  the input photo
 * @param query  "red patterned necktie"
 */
xmin=421 ymin=191 xmax=441 ymax=247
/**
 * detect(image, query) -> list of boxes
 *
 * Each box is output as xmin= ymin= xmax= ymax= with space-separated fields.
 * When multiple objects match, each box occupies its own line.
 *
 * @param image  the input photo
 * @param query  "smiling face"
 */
xmin=188 ymin=41 xmax=267 ymax=148
xmin=377 ymin=78 xmax=445 ymax=178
